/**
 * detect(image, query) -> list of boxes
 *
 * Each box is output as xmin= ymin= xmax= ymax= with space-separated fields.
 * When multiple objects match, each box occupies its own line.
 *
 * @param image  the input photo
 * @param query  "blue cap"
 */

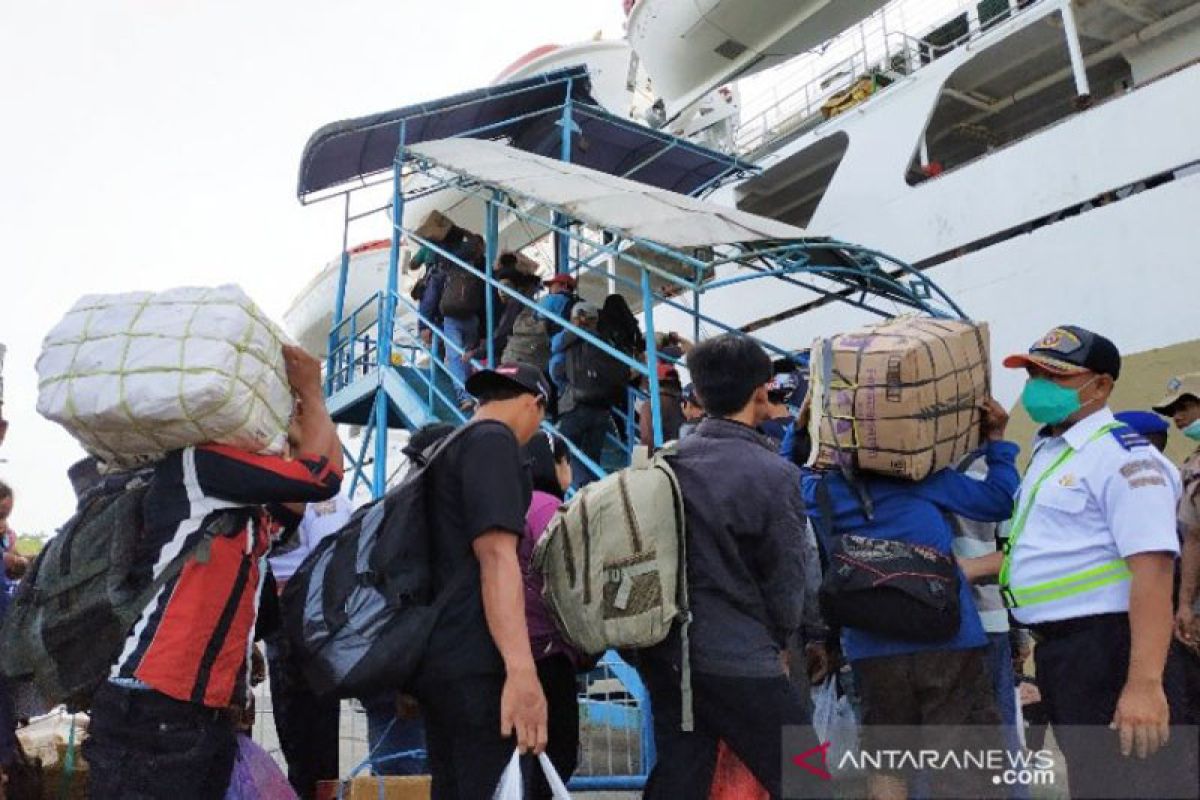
xmin=1114 ymin=410 xmax=1169 ymax=436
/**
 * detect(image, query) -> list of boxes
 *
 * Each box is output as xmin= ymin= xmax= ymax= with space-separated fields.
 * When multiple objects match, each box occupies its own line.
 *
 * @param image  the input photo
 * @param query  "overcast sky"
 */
xmin=0 ymin=0 xmax=626 ymax=536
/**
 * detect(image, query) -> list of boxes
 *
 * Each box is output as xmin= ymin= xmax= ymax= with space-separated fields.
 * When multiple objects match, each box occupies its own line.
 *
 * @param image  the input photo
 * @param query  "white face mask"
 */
xmin=1184 ymin=419 xmax=1200 ymax=442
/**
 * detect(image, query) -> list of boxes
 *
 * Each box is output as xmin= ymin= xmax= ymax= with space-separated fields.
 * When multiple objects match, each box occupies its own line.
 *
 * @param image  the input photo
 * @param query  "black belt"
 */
xmin=1028 ymin=612 xmax=1127 ymax=643
xmin=97 ymin=681 xmax=227 ymax=723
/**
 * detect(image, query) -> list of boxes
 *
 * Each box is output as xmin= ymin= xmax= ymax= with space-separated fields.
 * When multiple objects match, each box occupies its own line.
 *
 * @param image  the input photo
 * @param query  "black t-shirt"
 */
xmin=417 ymin=421 xmax=531 ymax=685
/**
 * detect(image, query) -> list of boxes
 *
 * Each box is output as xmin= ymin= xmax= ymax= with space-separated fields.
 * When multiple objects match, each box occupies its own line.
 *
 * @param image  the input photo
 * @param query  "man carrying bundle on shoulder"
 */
xmin=83 ymin=344 xmax=344 ymax=800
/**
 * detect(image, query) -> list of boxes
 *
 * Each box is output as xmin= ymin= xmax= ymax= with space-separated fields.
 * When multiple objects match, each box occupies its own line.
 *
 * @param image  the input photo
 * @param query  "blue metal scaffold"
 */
xmin=295 ymin=65 xmax=966 ymax=789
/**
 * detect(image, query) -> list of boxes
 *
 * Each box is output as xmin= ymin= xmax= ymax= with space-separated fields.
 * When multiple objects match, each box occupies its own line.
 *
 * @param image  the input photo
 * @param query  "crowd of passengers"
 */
xmin=0 ymin=236 xmax=1197 ymax=800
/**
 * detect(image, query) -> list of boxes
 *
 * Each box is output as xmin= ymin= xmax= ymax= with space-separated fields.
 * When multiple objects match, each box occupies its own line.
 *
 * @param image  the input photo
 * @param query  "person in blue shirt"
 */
xmin=801 ymin=397 xmax=1018 ymax=800
xmin=538 ymin=274 xmax=578 ymax=338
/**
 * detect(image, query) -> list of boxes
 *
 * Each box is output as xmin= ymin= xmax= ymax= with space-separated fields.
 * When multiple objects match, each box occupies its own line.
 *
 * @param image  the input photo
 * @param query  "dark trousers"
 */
xmin=418 ymin=674 xmax=514 ymax=800
xmin=557 ymin=405 xmax=612 ymax=486
xmin=636 ymin=657 xmax=814 ymax=800
xmin=1033 ymin=612 xmax=1198 ymax=799
xmin=265 ymin=632 xmax=340 ymax=798
xmin=83 ymin=682 xmax=237 ymax=800
xmin=854 ymin=647 xmax=1000 ymax=799
xmin=522 ymin=655 xmax=579 ymax=799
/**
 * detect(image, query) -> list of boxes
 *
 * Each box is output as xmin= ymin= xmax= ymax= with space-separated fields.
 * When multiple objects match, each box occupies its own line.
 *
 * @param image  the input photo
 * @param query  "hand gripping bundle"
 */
xmin=36 ymin=285 xmax=294 ymax=466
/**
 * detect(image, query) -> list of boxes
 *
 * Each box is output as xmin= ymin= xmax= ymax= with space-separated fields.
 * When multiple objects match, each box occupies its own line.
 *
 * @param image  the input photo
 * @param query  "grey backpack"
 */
xmin=502 ymin=306 xmax=551 ymax=372
xmin=533 ymin=448 xmax=695 ymax=727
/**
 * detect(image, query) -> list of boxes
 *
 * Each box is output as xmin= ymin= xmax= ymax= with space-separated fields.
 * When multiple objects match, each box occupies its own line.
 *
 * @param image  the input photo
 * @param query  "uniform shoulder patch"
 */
xmin=1109 ymin=425 xmax=1150 ymax=451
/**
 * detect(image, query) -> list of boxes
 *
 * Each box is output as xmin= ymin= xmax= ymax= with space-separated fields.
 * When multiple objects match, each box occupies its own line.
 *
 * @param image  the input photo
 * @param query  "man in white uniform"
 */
xmin=996 ymin=326 xmax=1191 ymax=797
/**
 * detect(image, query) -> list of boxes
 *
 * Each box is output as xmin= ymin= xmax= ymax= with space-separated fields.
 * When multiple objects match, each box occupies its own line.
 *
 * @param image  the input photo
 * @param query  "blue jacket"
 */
xmin=548 ymin=329 xmax=569 ymax=391
xmin=801 ymin=439 xmax=1020 ymax=661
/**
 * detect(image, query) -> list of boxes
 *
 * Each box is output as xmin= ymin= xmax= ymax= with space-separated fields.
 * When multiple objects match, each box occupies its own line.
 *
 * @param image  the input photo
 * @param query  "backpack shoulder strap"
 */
xmin=645 ymin=451 xmax=695 ymax=731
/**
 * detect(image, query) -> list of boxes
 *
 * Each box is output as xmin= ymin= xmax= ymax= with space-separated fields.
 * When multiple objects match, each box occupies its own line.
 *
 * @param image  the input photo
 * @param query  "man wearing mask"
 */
xmin=971 ymin=326 xmax=1188 ymax=797
xmin=1152 ymin=374 xmax=1200 ymax=647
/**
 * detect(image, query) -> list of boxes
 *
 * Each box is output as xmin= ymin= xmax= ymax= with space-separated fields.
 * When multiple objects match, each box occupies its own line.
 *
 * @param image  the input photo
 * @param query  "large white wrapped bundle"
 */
xmin=37 ymin=285 xmax=293 ymax=466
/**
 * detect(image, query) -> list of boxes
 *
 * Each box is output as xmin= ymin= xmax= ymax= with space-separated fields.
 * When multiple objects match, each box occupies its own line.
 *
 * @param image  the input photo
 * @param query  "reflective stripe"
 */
xmin=1000 ymin=423 xmax=1126 ymax=608
xmin=1009 ymin=558 xmax=1132 ymax=605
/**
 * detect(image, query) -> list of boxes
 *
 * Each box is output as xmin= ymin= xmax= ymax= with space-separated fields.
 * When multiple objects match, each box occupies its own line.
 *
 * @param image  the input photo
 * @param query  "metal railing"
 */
xmin=734 ymin=0 xmax=1045 ymax=156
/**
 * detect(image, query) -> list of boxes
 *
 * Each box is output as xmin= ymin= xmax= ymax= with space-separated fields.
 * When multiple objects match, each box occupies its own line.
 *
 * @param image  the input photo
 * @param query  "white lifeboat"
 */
xmin=625 ymin=0 xmax=890 ymax=116
xmin=283 ymin=240 xmax=405 ymax=358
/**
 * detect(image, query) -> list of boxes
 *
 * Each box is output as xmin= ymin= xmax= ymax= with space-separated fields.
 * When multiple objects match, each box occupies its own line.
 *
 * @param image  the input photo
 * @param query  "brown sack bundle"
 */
xmin=809 ymin=317 xmax=990 ymax=481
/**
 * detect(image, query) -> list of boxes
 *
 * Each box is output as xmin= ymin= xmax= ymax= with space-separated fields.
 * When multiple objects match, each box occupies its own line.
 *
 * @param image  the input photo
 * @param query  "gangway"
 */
xmin=295 ymin=65 xmax=966 ymax=790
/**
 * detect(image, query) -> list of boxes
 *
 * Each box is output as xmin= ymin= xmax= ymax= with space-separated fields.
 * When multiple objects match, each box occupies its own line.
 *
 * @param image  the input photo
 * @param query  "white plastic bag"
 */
xmin=811 ymin=674 xmax=860 ymax=778
xmin=36 ymin=285 xmax=293 ymax=466
xmin=492 ymin=750 xmax=571 ymax=800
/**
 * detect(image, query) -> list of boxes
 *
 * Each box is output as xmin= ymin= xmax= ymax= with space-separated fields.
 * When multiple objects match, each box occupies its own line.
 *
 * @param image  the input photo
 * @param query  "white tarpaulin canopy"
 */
xmin=406 ymin=138 xmax=807 ymax=249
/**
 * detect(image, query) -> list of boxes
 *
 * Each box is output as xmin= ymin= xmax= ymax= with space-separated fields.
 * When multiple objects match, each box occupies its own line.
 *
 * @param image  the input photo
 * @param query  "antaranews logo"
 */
xmin=783 ymin=724 xmax=1200 ymax=800
xmin=791 ymin=741 xmax=833 ymax=782
xmin=783 ymin=734 xmax=1054 ymax=799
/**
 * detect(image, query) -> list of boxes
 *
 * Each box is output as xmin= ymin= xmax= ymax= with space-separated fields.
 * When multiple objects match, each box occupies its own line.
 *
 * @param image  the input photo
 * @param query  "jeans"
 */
xmin=417 ymin=674 xmax=514 ymax=800
xmin=364 ymin=693 xmax=428 ymax=776
xmin=265 ymin=632 xmax=340 ymax=798
xmin=985 ymin=631 xmax=1030 ymax=799
xmin=636 ymin=656 xmax=817 ymax=800
xmin=557 ymin=404 xmax=612 ymax=486
xmin=84 ymin=682 xmax=237 ymax=800
xmin=443 ymin=315 xmax=479 ymax=404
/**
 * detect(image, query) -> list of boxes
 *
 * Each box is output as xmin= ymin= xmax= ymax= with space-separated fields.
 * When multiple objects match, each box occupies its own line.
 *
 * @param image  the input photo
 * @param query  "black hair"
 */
xmin=524 ymin=432 xmax=569 ymax=498
xmin=0 ymin=480 xmax=10 ymax=502
xmin=686 ymin=334 xmax=772 ymax=417
xmin=599 ymin=294 xmax=645 ymax=355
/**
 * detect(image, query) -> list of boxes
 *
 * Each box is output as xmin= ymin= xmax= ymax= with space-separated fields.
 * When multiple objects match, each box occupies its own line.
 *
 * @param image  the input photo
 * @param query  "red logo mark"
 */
xmin=792 ymin=741 xmax=832 ymax=781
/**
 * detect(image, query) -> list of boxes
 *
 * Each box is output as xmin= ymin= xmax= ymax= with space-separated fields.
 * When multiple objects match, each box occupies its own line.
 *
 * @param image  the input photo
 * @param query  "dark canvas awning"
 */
xmin=297 ymin=65 xmax=754 ymax=202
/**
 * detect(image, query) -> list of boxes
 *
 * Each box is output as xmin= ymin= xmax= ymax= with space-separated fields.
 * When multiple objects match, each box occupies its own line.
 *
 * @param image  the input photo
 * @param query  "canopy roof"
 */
xmin=407 ymin=137 xmax=806 ymax=249
xmin=297 ymin=66 xmax=754 ymax=202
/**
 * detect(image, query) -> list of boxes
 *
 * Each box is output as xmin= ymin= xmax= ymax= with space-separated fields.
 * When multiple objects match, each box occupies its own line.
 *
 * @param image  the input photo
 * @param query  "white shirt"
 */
xmin=1008 ymin=407 xmax=1181 ymax=625
xmin=268 ymin=494 xmax=353 ymax=582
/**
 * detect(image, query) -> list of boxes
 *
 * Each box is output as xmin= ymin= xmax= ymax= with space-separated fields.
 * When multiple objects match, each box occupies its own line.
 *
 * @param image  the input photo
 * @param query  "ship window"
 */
xmin=906 ymin=9 xmax=1133 ymax=186
xmin=734 ymin=132 xmax=850 ymax=228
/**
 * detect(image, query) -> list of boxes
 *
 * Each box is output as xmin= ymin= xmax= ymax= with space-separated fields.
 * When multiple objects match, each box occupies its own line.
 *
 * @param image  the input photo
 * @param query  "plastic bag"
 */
xmin=709 ymin=740 xmax=769 ymax=800
xmin=492 ymin=750 xmax=571 ymax=800
xmin=811 ymin=674 xmax=860 ymax=778
xmin=225 ymin=735 xmax=298 ymax=800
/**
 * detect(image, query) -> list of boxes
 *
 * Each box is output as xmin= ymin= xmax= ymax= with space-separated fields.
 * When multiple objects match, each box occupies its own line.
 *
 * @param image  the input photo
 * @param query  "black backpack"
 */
xmin=439 ymin=263 xmax=486 ymax=319
xmin=0 ymin=470 xmax=225 ymax=712
xmin=280 ymin=422 xmax=489 ymax=698
xmin=566 ymin=334 xmax=630 ymax=407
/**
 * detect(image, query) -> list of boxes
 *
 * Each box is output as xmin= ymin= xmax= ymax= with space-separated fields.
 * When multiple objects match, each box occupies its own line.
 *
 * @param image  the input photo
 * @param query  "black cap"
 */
xmin=466 ymin=362 xmax=551 ymax=402
xmin=1003 ymin=325 xmax=1121 ymax=380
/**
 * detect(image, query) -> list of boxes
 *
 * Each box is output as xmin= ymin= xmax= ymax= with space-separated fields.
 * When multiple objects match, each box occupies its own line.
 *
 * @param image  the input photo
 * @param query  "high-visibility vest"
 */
xmin=999 ymin=423 xmax=1132 ymax=608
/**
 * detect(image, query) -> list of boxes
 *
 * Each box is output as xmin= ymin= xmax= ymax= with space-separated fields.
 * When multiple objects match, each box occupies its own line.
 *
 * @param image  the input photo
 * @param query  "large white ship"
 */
xmin=286 ymin=0 xmax=1200 ymax=453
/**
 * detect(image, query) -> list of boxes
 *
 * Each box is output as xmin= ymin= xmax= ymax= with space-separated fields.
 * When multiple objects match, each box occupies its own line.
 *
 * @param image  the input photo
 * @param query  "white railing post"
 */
xmin=1059 ymin=0 xmax=1093 ymax=101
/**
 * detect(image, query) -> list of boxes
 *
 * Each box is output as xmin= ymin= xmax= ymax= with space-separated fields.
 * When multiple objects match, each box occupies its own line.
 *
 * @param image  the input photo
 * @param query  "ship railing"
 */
xmin=734 ymin=0 xmax=1046 ymax=157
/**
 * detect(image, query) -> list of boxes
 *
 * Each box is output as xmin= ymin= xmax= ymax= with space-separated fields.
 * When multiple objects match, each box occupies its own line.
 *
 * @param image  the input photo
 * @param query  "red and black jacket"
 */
xmin=113 ymin=444 xmax=341 ymax=708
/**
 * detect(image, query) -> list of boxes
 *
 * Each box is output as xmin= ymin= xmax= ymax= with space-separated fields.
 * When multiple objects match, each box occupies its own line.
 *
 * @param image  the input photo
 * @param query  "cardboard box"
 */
xmin=319 ymin=775 xmax=432 ymax=800
xmin=414 ymin=210 xmax=454 ymax=243
xmin=809 ymin=317 xmax=990 ymax=481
